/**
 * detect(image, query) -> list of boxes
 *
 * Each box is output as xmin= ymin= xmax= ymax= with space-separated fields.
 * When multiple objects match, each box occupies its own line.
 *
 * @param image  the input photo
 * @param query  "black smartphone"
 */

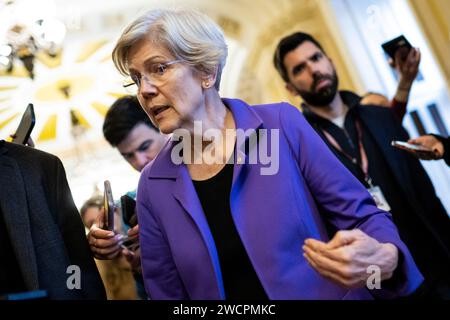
xmin=11 ymin=103 xmax=35 ymax=145
xmin=381 ymin=35 xmax=412 ymax=62
xmin=121 ymin=236 xmax=140 ymax=251
xmin=103 ymin=180 xmax=115 ymax=231
xmin=120 ymin=195 xmax=137 ymax=227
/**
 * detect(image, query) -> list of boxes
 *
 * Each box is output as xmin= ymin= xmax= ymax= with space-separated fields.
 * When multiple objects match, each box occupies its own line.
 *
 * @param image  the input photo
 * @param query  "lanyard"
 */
xmin=320 ymin=119 xmax=373 ymax=187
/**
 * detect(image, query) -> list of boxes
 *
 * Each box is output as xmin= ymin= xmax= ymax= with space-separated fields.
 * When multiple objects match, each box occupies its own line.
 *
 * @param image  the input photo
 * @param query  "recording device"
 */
xmin=120 ymin=194 xmax=137 ymax=228
xmin=391 ymin=140 xmax=434 ymax=154
xmin=103 ymin=180 xmax=115 ymax=231
xmin=381 ymin=35 xmax=413 ymax=62
xmin=11 ymin=103 xmax=35 ymax=145
xmin=120 ymin=194 xmax=139 ymax=251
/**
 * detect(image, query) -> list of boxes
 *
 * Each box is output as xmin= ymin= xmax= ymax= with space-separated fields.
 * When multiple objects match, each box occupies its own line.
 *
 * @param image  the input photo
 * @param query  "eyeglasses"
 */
xmin=123 ymin=59 xmax=183 ymax=94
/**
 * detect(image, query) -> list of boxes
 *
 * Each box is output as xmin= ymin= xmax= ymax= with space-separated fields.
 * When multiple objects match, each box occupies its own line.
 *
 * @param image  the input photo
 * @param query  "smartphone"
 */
xmin=381 ymin=35 xmax=412 ymax=61
xmin=391 ymin=140 xmax=433 ymax=153
xmin=120 ymin=195 xmax=137 ymax=227
xmin=121 ymin=235 xmax=140 ymax=251
xmin=103 ymin=180 xmax=115 ymax=231
xmin=11 ymin=103 xmax=35 ymax=145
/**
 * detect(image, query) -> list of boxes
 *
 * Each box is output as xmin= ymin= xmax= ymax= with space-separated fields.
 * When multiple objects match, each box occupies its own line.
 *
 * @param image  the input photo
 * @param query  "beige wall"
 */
xmin=227 ymin=0 xmax=359 ymax=107
xmin=221 ymin=0 xmax=450 ymax=106
xmin=407 ymin=0 xmax=450 ymax=91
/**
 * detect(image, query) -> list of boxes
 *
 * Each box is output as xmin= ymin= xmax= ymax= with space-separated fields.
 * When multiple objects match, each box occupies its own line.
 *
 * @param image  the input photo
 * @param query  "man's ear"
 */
xmin=285 ymin=82 xmax=299 ymax=97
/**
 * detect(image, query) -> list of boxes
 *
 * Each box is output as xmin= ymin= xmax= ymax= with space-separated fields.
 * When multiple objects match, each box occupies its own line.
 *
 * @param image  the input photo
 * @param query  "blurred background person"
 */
xmin=80 ymin=196 xmax=138 ymax=300
xmin=360 ymin=92 xmax=391 ymax=107
xmin=87 ymin=95 xmax=167 ymax=299
xmin=103 ymin=95 xmax=166 ymax=172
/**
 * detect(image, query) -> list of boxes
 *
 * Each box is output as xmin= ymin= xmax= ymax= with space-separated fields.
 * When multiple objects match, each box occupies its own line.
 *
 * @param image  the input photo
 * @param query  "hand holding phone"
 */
xmin=382 ymin=35 xmax=413 ymax=63
xmin=391 ymin=140 xmax=436 ymax=159
xmin=121 ymin=235 xmax=140 ymax=251
xmin=11 ymin=103 xmax=35 ymax=145
xmin=103 ymin=180 xmax=115 ymax=231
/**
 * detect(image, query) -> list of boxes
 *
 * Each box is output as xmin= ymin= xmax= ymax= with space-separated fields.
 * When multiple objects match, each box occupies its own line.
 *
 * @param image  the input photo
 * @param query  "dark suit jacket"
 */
xmin=433 ymin=135 xmax=450 ymax=166
xmin=0 ymin=141 xmax=105 ymax=299
xmin=304 ymin=91 xmax=450 ymax=259
xmin=443 ymin=137 xmax=450 ymax=166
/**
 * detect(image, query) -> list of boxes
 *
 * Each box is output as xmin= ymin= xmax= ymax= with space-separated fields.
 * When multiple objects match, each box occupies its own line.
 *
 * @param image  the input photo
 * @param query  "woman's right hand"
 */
xmin=87 ymin=208 xmax=124 ymax=259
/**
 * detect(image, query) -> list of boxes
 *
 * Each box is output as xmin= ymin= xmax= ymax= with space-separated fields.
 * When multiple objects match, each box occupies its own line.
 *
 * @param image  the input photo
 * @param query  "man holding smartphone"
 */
xmin=274 ymin=32 xmax=450 ymax=298
xmin=87 ymin=95 xmax=166 ymax=299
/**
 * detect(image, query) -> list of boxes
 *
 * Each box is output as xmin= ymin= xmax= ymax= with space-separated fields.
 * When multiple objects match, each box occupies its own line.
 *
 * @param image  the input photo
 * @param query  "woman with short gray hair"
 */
xmin=112 ymin=8 xmax=227 ymax=91
xmin=89 ymin=8 xmax=422 ymax=300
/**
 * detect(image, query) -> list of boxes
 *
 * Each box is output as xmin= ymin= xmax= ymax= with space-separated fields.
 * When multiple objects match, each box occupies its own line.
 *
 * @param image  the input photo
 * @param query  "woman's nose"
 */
xmin=139 ymin=76 xmax=158 ymax=97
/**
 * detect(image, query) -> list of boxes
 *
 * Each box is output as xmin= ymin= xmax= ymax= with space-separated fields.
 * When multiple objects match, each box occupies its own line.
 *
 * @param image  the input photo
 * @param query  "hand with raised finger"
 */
xmin=395 ymin=48 xmax=421 ymax=82
xmin=302 ymin=229 xmax=398 ymax=289
xmin=392 ymin=48 xmax=421 ymax=103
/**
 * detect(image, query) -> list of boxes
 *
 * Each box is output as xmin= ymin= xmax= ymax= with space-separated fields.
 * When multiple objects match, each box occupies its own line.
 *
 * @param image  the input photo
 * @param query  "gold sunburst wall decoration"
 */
xmin=0 ymin=37 xmax=128 ymax=149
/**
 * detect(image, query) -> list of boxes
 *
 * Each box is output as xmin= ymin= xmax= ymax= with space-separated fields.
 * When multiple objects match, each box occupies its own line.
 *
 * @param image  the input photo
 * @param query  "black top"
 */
xmin=0 ymin=207 xmax=27 ymax=295
xmin=304 ymin=97 xmax=450 ymax=292
xmin=193 ymin=163 xmax=268 ymax=300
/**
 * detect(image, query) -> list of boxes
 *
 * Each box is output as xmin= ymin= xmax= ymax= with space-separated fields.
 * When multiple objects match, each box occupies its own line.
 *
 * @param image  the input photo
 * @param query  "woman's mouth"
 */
xmin=153 ymin=105 xmax=170 ymax=117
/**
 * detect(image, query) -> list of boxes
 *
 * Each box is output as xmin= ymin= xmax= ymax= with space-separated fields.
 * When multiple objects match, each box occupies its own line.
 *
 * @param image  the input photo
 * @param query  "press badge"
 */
xmin=368 ymin=185 xmax=391 ymax=212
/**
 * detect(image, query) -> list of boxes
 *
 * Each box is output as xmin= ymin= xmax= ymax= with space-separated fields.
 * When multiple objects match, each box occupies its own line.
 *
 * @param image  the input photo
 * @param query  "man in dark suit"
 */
xmin=273 ymin=32 xmax=450 ymax=298
xmin=0 ymin=140 xmax=105 ymax=299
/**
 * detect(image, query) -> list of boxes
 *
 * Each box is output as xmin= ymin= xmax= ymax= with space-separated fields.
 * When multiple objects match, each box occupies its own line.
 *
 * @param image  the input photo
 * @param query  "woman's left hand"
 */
xmin=303 ymin=229 xmax=398 ymax=289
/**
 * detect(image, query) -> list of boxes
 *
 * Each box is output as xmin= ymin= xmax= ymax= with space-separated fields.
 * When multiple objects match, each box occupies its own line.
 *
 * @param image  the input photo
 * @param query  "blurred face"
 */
xmin=83 ymin=207 xmax=101 ymax=229
xmin=360 ymin=93 xmax=390 ymax=107
xmin=283 ymin=41 xmax=338 ymax=107
xmin=117 ymin=123 xmax=166 ymax=172
xmin=128 ymin=39 xmax=207 ymax=134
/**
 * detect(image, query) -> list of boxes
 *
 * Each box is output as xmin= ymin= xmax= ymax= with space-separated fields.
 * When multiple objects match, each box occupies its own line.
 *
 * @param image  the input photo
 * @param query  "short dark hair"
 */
xmin=103 ymin=95 xmax=158 ymax=146
xmin=273 ymin=32 xmax=325 ymax=83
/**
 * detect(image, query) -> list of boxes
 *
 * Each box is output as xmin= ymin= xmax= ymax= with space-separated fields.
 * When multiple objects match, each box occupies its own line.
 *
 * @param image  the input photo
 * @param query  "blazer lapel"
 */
xmin=223 ymin=98 xmax=263 ymax=189
xmin=148 ymin=140 xmax=211 ymax=230
xmin=0 ymin=148 xmax=39 ymax=291
xmin=147 ymin=140 xmax=226 ymax=299
xmin=172 ymin=165 xmax=226 ymax=298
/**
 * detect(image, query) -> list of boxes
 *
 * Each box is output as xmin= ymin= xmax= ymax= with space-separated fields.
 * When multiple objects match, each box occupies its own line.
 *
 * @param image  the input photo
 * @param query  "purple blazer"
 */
xmin=136 ymin=98 xmax=423 ymax=300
